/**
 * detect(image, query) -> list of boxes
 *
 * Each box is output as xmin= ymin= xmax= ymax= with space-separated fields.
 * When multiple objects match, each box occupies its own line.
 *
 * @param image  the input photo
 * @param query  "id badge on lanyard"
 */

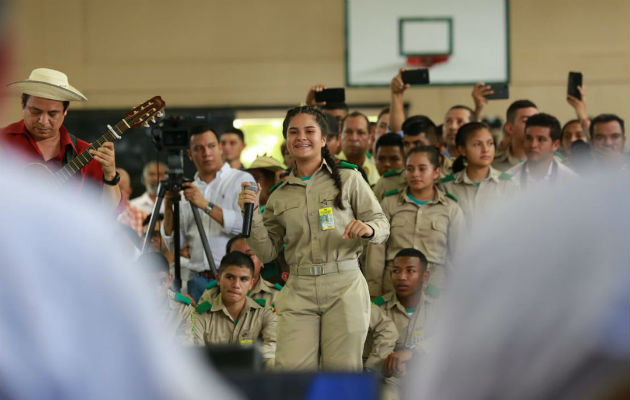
xmin=319 ymin=207 xmax=335 ymax=230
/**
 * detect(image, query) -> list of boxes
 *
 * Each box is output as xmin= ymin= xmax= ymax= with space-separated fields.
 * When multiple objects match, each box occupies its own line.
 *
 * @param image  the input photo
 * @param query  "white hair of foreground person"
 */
xmin=405 ymin=170 xmax=629 ymax=400
xmin=0 ymin=154 xmax=241 ymax=400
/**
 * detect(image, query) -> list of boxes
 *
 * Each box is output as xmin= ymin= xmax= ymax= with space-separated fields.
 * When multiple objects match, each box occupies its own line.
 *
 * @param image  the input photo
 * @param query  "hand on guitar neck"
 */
xmin=89 ymin=141 xmax=116 ymax=181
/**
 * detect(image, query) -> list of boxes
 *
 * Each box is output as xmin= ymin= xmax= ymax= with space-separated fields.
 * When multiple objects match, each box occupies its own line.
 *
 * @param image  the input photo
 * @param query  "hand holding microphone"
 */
xmin=239 ymin=182 xmax=260 ymax=237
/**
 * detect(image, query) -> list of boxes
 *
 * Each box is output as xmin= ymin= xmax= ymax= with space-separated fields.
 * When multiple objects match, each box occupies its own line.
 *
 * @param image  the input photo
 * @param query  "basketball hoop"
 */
xmin=406 ymin=54 xmax=450 ymax=68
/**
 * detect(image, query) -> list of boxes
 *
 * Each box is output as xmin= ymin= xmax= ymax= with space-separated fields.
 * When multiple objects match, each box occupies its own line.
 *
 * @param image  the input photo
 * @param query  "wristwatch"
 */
xmin=103 ymin=172 xmax=120 ymax=186
xmin=205 ymin=202 xmax=215 ymax=214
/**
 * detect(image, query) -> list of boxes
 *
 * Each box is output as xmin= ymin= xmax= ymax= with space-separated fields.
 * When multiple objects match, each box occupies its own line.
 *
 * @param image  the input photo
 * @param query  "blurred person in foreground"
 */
xmin=404 ymin=168 xmax=629 ymax=400
xmin=0 ymin=154 xmax=239 ymax=399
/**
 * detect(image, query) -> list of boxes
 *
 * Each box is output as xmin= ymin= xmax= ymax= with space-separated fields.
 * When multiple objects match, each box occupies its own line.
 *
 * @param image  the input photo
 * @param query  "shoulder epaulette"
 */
xmin=268 ymin=180 xmax=285 ymax=194
xmin=424 ymin=284 xmax=441 ymax=298
xmin=174 ymin=292 xmax=192 ymax=305
xmin=274 ymin=283 xmax=284 ymax=290
xmin=384 ymin=188 xmax=399 ymax=197
xmin=371 ymin=296 xmax=386 ymax=306
xmin=253 ymin=298 xmax=267 ymax=307
xmin=338 ymin=160 xmax=358 ymax=170
xmin=499 ymin=171 xmax=513 ymax=180
xmin=383 ymin=168 xmax=402 ymax=178
xmin=195 ymin=301 xmax=212 ymax=314
xmin=440 ymin=173 xmax=455 ymax=183
xmin=205 ymin=279 xmax=218 ymax=290
xmin=445 ymin=192 xmax=458 ymax=202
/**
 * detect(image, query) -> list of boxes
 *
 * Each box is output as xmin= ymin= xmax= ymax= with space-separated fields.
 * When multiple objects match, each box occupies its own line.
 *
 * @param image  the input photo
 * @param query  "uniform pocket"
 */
xmin=274 ymin=201 xmax=301 ymax=215
xmin=431 ymin=219 xmax=447 ymax=232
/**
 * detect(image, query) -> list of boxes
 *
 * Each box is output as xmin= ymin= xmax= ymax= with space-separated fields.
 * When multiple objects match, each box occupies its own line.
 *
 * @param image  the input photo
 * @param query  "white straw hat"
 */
xmin=8 ymin=68 xmax=87 ymax=102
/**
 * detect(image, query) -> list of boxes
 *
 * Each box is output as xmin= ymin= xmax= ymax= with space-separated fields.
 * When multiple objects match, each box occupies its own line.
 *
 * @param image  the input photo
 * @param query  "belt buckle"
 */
xmin=309 ymin=264 xmax=324 ymax=276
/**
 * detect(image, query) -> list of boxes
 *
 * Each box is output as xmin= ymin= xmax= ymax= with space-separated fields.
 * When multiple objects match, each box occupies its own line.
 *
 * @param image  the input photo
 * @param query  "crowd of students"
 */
xmin=117 ymin=69 xmax=626 ymax=399
xmin=2 ymin=66 xmax=626 ymax=400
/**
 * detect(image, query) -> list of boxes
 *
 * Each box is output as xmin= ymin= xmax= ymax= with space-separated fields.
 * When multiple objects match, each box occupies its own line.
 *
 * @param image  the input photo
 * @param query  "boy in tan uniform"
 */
xmin=363 ymin=303 xmax=399 ymax=373
xmin=198 ymin=235 xmax=281 ymax=307
xmin=190 ymin=251 xmax=277 ymax=367
xmin=369 ymin=249 xmax=436 ymax=399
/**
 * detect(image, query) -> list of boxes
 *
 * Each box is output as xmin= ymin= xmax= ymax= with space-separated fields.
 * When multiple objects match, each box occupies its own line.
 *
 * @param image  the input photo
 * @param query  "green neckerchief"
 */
xmin=407 ymin=192 xmax=428 ymax=206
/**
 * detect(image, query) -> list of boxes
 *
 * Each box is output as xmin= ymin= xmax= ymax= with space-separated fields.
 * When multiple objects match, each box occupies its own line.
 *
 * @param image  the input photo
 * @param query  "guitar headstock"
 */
xmin=123 ymin=96 xmax=166 ymax=128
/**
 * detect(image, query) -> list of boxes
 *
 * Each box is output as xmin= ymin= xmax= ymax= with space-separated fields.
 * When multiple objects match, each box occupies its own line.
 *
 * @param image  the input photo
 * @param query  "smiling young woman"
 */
xmin=442 ymin=122 xmax=519 ymax=230
xmin=238 ymin=106 xmax=390 ymax=371
xmin=370 ymin=145 xmax=464 ymax=297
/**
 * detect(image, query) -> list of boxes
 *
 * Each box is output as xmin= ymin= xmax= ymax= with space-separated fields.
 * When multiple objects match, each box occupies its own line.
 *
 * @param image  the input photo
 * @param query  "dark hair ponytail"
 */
xmin=321 ymin=146 xmax=345 ymax=210
xmin=452 ymin=156 xmax=466 ymax=173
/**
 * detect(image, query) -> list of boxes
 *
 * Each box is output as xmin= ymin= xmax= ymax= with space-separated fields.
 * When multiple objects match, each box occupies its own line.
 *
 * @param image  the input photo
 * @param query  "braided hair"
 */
xmin=282 ymin=106 xmax=345 ymax=210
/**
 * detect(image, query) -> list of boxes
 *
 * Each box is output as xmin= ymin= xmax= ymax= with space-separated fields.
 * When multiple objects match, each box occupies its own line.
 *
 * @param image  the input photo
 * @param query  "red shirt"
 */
xmin=0 ymin=120 xmax=103 ymax=188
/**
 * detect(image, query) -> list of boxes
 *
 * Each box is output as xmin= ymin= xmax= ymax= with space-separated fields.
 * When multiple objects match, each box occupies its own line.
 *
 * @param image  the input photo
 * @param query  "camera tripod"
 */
xmin=141 ymin=173 xmax=217 ymax=292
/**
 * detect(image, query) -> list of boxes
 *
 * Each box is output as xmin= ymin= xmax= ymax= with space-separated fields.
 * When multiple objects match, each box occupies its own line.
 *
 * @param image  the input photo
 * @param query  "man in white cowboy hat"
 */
xmin=0 ymin=67 xmax=121 ymax=208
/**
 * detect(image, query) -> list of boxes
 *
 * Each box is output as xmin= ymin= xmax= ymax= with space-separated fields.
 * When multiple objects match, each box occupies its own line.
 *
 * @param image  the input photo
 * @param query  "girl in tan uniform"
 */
xmin=374 ymin=146 xmax=464 ymax=295
xmin=442 ymin=122 xmax=519 ymax=230
xmin=239 ymin=106 xmax=390 ymax=371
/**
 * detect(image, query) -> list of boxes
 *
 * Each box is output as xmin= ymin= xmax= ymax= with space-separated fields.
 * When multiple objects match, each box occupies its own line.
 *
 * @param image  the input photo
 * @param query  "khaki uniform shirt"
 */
xmin=367 ymin=186 xmax=464 ymax=290
xmin=363 ymin=303 xmax=399 ymax=371
xmin=198 ymin=277 xmax=281 ymax=307
xmin=373 ymin=169 xmax=406 ymax=202
xmin=248 ymin=160 xmax=390 ymax=267
xmin=190 ymin=296 xmax=277 ymax=363
xmin=163 ymin=290 xmax=194 ymax=343
xmin=492 ymin=148 xmax=525 ymax=171
xmin=372 ymin=291 xmax=434 ymax=350
xmin=440 ymin=155 xmax=453 ymax=177
xmin=338 ymin=151 xmax=381 ymax=187
xmin=441 ymin=167 xmax=519 ymax=230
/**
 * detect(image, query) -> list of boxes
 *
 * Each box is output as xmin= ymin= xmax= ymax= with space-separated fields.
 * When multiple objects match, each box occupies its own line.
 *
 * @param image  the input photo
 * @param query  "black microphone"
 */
xmin=242 ymin=183 xmax=258 ymax=237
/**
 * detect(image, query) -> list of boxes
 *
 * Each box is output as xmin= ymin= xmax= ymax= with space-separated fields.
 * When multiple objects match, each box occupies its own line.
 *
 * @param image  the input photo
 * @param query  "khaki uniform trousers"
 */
xmin=275 ymin=265 xmax=370 ymax=371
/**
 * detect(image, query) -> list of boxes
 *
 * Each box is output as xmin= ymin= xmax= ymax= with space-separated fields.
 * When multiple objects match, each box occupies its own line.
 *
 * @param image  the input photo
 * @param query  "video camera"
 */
xmin=150 ymin=114 xmax=208 ymax=179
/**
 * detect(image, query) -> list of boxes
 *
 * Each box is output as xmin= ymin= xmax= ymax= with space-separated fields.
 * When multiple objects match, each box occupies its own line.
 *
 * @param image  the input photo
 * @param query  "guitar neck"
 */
xmin=55 ymin=119 xmax=130 ymax=184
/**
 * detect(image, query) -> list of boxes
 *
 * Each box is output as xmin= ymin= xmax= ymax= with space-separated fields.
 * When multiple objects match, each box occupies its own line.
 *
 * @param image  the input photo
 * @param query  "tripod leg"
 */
xmin=190 ymin=204 xmax=218 ymax=277
xmin=141 ymin=182 xmax=167 ymax=254
xmin=172 ymin=194 xmax=183 ymax=292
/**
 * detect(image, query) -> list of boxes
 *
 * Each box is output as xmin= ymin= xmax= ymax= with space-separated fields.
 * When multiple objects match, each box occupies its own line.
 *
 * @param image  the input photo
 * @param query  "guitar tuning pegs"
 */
xmin=150 ymin=118 xmax=156 ymax=123
xmin=157 ymin=111 xmax=165 ymax=118
xmin=142 ymin=122 xmax=150 ymax=128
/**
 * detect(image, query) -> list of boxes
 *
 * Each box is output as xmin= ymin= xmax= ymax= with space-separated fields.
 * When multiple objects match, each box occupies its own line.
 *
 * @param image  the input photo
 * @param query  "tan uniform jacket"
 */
xmin=338 ymin=151 xmax=381 ymax=187
xmin=371 ymin=291 xmax=435 ymax=351
xmin=373 ymin=169 xmax=406 ymax=202
xmin=366 ymin=186 xmax=464 ymax=293
xmin=363 ymin=303 xmax=399 ymax=371
xmin=198 ymin=277 xmax=281 ymax=306
xmin=164 ymin=290 xmax=194 ymax=343
xmin=190 ymin=296 xmax=277 ymax=363
xmin=441 ymin=167 xmax=519 ymax=230
xmin=440 ymin=155 xmax=453 ymax=177
xmin=492 ymin=149 xmax=524 ymax=171
xmin=247 ymin=160 xmax=390 ymax=267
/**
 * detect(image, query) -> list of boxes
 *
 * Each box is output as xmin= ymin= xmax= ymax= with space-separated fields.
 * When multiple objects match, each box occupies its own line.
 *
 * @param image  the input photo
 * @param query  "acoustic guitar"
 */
xmin=50 ymin=96 xmax=165 ymax=184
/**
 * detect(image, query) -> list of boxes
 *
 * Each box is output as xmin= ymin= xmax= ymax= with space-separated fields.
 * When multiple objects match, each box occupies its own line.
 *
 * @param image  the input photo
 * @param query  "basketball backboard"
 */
xmin=345 ymin=0 xmax=509 ymax=86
